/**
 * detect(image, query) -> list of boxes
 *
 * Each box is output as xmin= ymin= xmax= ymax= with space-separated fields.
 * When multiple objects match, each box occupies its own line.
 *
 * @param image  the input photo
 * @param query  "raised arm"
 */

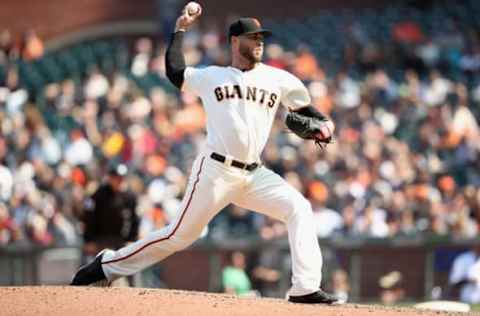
xmin=165 ymin=2 xmax=202 ymax=89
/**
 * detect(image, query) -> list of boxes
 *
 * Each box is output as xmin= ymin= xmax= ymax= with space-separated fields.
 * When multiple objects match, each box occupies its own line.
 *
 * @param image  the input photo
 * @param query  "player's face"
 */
xmin=238 ymin=33 xmax=264 ymax=63
xmin=109 ymin=175 xmax=124 ymax=191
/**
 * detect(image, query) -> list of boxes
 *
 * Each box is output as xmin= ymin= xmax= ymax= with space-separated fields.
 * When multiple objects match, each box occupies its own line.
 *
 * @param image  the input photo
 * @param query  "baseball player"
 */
xmin=71 ymin=3 xmax=337 ymax=304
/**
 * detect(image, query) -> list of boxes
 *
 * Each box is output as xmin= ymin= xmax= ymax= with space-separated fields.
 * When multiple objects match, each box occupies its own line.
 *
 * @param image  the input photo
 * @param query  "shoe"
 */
xmin=71 ymin=250 xmax=109 ymax=286
xmin=288 ymin=289 xmax=339 ymax=304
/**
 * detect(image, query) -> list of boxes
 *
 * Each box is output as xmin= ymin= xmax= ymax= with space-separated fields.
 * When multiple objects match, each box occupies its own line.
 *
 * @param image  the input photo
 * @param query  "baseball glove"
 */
xmin=285 ymin=108 xmax=333 ymax=149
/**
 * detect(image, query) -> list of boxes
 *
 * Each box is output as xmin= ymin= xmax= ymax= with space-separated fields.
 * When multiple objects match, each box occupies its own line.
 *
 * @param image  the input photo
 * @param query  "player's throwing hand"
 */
xmin=175 ymin=2 xmax=202 ymax=32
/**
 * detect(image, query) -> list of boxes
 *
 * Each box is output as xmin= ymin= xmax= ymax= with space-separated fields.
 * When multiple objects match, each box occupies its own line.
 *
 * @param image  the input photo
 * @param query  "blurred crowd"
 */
xmin=0 ymin=1 xmax=479 ymax=258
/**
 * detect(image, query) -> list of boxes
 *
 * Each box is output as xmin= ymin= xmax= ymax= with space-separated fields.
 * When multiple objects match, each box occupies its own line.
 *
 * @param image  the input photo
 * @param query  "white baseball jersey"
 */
xmin=183 ymin=63 xmax=311 ymax=162
xmin=100 ymin=62 xmax=324 ymax=298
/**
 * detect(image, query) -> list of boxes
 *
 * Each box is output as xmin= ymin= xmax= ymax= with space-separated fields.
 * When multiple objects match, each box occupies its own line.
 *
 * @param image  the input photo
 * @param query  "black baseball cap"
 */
xmin=228 ymin=18 xmax=272 ymax=39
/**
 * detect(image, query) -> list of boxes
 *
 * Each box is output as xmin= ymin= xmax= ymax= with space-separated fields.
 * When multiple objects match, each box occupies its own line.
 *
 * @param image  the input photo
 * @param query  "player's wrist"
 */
xmin=174 ymin=17 xmax=188 ymax=33
xmin=174 ymin=21 xmax=188 ymax=33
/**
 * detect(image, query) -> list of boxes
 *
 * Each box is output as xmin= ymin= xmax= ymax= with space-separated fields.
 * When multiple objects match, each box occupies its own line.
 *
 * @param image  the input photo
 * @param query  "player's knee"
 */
xmin=298 ymin=197 xmax=313 ymax=214
xmin=168 ymin=235 xmax=196 ymax=251
xmin=288 ymin=196 xmax=313 ymax=221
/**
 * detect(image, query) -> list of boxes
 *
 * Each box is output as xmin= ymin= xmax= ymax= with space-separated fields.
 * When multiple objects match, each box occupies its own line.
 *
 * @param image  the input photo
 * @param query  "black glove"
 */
xmin=285 ymin=108 xmax=333 ymax=149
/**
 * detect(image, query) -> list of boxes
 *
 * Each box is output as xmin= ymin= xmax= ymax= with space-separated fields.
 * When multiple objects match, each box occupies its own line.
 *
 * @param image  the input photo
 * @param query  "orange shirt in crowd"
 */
xmin=22 ymin=34 xmax=44 ymax=61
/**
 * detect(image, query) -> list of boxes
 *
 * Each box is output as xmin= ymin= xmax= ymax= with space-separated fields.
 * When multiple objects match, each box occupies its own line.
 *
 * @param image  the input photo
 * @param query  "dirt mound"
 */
xmin=0 ymin=286 xmax=473 ymax=316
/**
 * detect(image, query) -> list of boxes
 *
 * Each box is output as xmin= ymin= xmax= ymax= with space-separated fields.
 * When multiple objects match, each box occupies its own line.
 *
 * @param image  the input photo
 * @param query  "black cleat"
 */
xmin=288 ymin=289 xmax=340 ymax=304
xmin=70 ymin=250 xmax=109 ymax=286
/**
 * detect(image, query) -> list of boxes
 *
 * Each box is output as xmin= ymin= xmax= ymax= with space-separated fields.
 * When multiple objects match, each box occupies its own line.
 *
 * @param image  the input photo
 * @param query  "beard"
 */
xmin=239 ymin=42 xmax=262 ymax=63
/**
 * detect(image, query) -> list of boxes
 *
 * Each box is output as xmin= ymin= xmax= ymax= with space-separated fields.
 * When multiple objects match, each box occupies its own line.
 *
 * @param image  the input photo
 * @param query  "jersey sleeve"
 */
xmin=183 ymin=66 xmax=210 ymax=95
xmin=279 ymin=71 xmax=311 ymax=110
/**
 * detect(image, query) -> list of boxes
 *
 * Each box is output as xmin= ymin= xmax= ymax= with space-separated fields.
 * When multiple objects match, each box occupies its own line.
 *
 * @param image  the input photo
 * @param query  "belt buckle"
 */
xmin=224 ymin=155 xmax=234 ymax=167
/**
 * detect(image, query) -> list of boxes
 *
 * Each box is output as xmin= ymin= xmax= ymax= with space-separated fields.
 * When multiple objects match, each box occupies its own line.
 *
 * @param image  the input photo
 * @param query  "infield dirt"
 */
xmin=0 ymin=286 xmax=476 ymax=316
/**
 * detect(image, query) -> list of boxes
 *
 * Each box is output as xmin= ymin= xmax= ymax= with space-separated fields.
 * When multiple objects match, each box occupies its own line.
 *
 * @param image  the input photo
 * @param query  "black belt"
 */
xmin=210 ymin=152 xmax=260 ymax=172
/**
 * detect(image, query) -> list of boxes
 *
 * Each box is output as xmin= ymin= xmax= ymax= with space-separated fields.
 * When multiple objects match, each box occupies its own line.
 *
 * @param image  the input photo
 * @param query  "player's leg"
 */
xmin=232 ymin=166 xmax=337 ymax=303
xmin=72 ymin=155 xmax=237 ymax=285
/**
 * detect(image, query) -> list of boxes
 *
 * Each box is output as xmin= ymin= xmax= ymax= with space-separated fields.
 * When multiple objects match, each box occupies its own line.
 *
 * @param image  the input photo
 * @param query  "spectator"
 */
xmin=448 ymin=245 xmax=480 ymax=304
xmin=251 ymin=247 xmax=284 ymax=298
xmin=84 ymin=68 xmax=110 ymax=100
xmin=26 ymin=211 xmax=53 ymax=246
xmin=0 ymin=202 xmax=21 ymax=245
xmin=222 ymin=251 xmax=255 ymax=297
xmin=226 ymin=205 xmax=259 ymax=237
xmin=308 ymin=181 xmax=343 ymax=238
xmin=21 ymin=29 xmax=44 ymax=61
xmin=354 ymin=203 xmax=389 ymax=238
xmin=0 ymin=29 xmax=16 ymax=63
xmin=64 ymin=129 xmax=93 ymax=166
xmin=0 ymin=161 xmax=13 ymax=202
xmin=81 ymin=164 xmax=139 ymax=260
xmin=331 ymin=269 xmax=350 ymax=304
xmin=131 ymin=38 xmax=153 ymax=77
xmin=379 ymin=271 xmax=405 ymax=305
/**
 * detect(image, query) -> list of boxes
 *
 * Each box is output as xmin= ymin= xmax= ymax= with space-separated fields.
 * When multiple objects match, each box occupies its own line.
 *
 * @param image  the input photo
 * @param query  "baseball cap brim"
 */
xmin=241 ymin=29 xmax=272 ymax=37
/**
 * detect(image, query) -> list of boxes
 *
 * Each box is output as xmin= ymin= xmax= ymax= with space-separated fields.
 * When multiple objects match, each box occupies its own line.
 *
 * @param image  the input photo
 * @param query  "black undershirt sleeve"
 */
xmin=165 ymin=31 xmax=186 ymax=89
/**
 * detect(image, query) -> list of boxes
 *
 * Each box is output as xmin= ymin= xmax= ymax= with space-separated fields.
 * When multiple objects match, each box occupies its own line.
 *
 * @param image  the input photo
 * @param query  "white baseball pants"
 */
xmin=101 ymin=152 xmax=323 ymax=296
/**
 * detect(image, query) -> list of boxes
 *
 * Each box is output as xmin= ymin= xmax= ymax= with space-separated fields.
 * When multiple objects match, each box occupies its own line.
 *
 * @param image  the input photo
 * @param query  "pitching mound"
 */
xmin=0 ymin=286 xmax=473 ymax=316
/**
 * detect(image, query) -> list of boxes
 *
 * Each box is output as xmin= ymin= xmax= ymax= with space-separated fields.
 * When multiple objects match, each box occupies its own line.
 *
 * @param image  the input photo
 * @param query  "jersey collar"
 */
xmin=229 ymin=62 xmax=263 ymax=73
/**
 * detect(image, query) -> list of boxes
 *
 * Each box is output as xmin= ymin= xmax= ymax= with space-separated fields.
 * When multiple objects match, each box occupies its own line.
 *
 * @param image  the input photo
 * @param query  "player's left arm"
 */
xmin=292 ymin=105 xmax=335 ymax=139
xmin=281 ymin=72 xmax=334 ymax=140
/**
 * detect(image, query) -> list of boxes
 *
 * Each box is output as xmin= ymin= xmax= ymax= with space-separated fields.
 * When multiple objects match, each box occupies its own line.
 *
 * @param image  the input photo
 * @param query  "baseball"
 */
xmin=186 ymin=1 xmax=201 ymax=16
